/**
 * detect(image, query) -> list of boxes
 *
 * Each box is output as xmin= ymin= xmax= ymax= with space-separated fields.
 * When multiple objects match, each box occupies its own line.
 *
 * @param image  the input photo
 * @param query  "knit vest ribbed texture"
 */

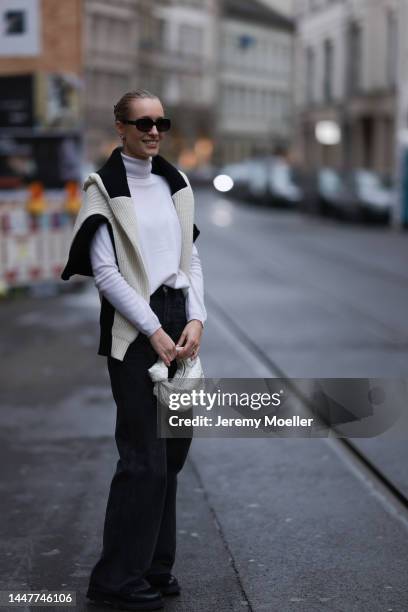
xmin=69 ymin=169 xmax=194 ymax=361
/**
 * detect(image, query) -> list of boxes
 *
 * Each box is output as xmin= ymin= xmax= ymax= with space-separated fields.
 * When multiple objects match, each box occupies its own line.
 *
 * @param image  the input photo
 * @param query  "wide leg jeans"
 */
xmin=88 ymin=284 xmax=193 ymax=594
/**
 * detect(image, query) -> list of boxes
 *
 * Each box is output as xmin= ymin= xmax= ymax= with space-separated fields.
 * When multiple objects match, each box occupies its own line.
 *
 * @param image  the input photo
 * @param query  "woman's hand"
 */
xmin=149 ymin=327 xmax=177 ymax=367
xmin=175 ymin=320 xmax=203 ymax=359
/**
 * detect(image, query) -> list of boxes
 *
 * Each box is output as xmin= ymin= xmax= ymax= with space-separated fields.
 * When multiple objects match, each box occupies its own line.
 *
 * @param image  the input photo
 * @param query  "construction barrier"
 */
xmin=0 ymin=187 xmax=79 ymax=294
xmin=0 ymin=208 xmax=74 ymax=292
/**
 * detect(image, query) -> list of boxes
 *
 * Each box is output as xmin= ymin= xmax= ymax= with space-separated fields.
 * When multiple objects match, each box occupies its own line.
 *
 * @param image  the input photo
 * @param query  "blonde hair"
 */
xmin=113 ymin=89 xmax=161 ymax=122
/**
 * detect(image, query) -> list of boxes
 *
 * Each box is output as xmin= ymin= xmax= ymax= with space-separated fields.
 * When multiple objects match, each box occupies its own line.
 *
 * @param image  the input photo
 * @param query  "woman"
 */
xmin=61 ymin=89 xmax=206 ymax=611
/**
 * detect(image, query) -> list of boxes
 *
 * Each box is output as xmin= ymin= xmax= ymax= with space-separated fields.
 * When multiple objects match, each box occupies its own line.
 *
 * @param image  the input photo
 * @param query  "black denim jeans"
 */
xmin=88 ymin=284 xmax=193 ymax=594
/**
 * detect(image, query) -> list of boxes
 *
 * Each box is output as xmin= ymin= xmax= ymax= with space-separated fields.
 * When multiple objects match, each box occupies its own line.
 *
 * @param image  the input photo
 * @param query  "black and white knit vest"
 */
xmin=61 ymin=146 xmax=200 ymax=361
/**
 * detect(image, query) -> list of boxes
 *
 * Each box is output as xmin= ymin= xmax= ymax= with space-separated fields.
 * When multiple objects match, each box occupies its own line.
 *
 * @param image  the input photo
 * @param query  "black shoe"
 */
xmin=145 ymin=573 xmax=180 ymax=596
xmin=86 ymin=585 xmax=164 ymax=610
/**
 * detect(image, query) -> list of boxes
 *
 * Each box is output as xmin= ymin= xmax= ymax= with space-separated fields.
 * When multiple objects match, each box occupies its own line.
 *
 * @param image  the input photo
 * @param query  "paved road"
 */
xmin=0 ymin=188 xmax=407 ymax=611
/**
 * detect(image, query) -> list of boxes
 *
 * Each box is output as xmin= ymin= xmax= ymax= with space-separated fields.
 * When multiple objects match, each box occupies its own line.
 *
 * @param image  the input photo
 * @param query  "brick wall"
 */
xmin=0 ymin=0 xmax=83 ymax=75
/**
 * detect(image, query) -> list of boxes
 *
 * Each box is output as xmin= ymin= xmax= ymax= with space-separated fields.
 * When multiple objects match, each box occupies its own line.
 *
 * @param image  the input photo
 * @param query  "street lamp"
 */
xmin=315 ymin=120 xmax=341 ymax=146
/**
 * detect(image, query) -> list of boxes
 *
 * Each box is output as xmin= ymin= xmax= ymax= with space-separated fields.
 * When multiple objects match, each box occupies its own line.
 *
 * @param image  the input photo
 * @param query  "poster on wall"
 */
xmin=0 ymin=0 xmax=40 ymax=56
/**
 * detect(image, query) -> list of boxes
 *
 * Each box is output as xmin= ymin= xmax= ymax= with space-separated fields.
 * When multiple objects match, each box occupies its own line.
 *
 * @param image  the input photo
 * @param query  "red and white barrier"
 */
xmin=0 ymin=207 xmax=75 ymax=292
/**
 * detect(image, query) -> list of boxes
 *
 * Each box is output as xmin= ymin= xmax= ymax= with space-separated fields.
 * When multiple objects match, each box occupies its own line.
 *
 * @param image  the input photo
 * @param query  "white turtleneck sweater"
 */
xmin=89 ymin=152 xmax=207 ymax=338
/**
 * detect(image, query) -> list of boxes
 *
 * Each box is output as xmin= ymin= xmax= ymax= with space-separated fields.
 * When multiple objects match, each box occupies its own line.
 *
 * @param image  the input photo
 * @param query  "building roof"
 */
xmin=222 ymin=0 xmax=294 ymax=32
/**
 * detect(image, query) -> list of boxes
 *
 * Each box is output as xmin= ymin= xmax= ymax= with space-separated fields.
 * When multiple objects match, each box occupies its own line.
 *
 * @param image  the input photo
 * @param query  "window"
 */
xmin=180 ymin=75 xmax=201 ymax=102
xmin=346 ymin=21 xmax=362 ymax=95
xmin=221 ymin=85 xmax=229 ymax=115
xmin=5 ymin=10 xmax=25 ymax=34
xmin=386 ymin=9 xmax=397 ymax=87
xmin=254 ymin=89 xmax=262 ymax=116
xmin=323 ymin=39 xmax=334 ymax=102
xmin=268 ymin=91 xmax=275 ymax=116
xmin=179 ymin=24 xmax=203 ymax=56
xmin=305 ymin=46 xmax=315 ymax=104
xmin=155 ymin=18 xmax=166 ymax=52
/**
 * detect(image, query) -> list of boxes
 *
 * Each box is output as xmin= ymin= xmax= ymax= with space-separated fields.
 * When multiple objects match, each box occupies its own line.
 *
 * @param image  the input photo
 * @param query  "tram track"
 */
xmin=205 ymin=289 xmax=408 ymax=531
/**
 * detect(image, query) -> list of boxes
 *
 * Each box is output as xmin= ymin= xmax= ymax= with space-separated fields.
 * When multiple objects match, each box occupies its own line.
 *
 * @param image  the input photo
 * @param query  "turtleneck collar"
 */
xmin=121 ymin=151 xmax=152 ymax=179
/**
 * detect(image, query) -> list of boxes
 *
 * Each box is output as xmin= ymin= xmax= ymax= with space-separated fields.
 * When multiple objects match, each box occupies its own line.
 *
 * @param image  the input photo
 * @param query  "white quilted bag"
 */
xmin=148 ymin=354 xmax=205 ymax=412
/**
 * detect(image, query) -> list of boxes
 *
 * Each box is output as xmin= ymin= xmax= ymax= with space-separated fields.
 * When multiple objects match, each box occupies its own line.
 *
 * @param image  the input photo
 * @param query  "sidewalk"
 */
xmin=1 ymin=277 xmax=407 ymax=611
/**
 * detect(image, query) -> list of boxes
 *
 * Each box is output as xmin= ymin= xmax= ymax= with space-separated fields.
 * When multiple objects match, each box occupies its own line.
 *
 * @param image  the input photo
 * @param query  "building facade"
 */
xmin=1 ymin=0 xmax=295 ymax=172
xmin=216 ymin=0 xmax=294 ymax=164
xmin=0 ymin=0 xmax=83 ymax=188
xmin=83 ymin=0 xmax=139 ymax=164
xmin=294 ymin=0 xmax=398 ymax=176
xmin=84 ymin=0 xmax=295 ymax=169
xmin=138 ymin=0 xmax=219 ymax=167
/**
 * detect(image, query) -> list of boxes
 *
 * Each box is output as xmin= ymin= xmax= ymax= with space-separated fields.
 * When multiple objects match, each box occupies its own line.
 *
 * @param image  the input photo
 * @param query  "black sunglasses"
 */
xmin=122 ymin=116 xmax=171 ymax=132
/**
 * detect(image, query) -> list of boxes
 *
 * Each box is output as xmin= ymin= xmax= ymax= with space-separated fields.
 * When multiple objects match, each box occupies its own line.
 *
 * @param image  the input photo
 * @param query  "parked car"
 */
xmin=187 ymin=164 xmax=218 ymax=186
xmin=345 ymin=169 xmax=393 ymax=223
xmin=247 ymin=156 xmax=303 ymax=208
xmin=301 ymin=167 xmax=346 ymax=217
xmin=268 ymin=159 xmax=303 ymax=207
xmin=301 ymin=167 xmax=393 ymax=223
xmin=218 ymin=159 xmax=256 ymax=201
xmin=246 ymin=157 xmax=278 ymax=204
